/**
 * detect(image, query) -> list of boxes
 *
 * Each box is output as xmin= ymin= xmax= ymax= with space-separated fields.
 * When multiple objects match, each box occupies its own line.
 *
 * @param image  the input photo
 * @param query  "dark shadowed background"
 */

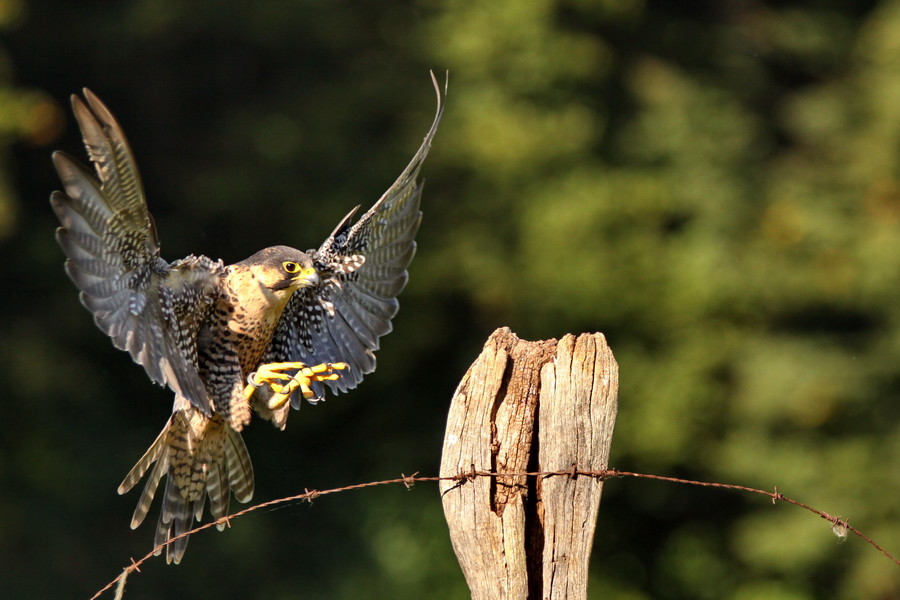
xmin=1 ymin=0 xmax=898 ymax=598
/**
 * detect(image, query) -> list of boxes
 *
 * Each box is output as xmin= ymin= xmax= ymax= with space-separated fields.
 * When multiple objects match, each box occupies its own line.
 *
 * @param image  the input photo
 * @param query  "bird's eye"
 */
xmin=282 ymin=261 xmax=301 ymax=273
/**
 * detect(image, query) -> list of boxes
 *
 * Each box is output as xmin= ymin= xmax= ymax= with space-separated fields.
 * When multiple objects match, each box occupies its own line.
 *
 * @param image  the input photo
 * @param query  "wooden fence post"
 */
xmin=439 ymin=327 xmax=619 ymax=599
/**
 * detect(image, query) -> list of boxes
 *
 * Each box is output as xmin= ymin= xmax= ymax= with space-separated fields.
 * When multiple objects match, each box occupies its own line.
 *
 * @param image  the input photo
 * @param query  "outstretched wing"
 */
xmin=51 ymin=89 xmax=218 ymax=414
xmin=263 ymin=72 xmax=446 ymax=400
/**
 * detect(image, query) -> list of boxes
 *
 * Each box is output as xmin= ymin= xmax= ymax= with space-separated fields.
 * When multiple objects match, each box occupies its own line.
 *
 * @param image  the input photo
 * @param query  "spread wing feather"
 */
xmin=51 ymin=89 xmax=219 ymax=414
xmin=263 ymin=73 xmax=445 ymax=401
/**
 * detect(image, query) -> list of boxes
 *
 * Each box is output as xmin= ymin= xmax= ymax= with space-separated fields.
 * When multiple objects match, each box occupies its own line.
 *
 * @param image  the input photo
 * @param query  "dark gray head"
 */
xmin=237 ymin=245 xmax=319 ymax=292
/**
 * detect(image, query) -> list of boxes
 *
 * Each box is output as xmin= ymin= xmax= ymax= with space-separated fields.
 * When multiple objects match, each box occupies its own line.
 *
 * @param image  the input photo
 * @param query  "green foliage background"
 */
xmin=1 ymin=0 xmax=898 ymax=597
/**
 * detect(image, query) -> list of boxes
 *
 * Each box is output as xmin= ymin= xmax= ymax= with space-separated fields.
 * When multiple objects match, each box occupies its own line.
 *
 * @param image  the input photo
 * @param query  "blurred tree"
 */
xmin=0 ymin=0 xmax=897 ymax=599
xmin=420 ymin=1 xmax=899 ymax=598
xmin=0 ymin=0 xmax=62 ymax=238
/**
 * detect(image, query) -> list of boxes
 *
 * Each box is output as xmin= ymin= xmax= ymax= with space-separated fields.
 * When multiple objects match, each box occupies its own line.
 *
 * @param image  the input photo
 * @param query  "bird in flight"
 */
xmin=51 ymin=74 xmax=444 ymax=563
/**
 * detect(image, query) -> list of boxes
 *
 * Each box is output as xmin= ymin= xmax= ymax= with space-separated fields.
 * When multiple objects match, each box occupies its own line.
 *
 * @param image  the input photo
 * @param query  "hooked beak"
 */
xmin=293 ymin=267 xmax=320 ymax=288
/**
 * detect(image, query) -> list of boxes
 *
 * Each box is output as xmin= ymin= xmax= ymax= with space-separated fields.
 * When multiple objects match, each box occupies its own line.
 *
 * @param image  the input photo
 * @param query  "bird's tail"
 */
xmin=118 ymin=406 xmax=254 ymax=564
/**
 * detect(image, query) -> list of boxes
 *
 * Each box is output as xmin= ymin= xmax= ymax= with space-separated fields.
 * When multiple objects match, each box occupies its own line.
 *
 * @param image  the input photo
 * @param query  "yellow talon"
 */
xmin=244 ymin=362 xmax=349 ymax=410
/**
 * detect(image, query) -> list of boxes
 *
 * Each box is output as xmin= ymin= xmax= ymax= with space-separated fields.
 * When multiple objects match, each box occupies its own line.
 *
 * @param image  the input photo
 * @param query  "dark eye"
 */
xmin=282 ymin=261 xmax=301 ymax=273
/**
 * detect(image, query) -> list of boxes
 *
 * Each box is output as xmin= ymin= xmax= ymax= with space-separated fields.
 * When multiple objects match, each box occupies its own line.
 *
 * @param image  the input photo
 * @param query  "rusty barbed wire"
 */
xmin=92 ymin=467 xmax=899 ymax=600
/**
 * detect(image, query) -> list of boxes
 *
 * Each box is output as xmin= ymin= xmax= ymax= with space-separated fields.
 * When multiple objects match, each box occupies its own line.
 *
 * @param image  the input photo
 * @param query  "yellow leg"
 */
xmin=244 ymin=362 xmax=348 ymax=410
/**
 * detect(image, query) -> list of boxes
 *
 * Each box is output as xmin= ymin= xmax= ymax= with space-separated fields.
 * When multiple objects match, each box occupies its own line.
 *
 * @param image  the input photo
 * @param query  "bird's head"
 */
xmin=236 ymin=245 xmax=320 ymax=298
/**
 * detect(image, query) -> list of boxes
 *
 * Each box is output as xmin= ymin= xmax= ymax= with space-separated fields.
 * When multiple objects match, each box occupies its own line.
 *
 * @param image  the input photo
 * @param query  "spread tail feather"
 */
xmin=118 ymin=407 xmax=255 ymax=564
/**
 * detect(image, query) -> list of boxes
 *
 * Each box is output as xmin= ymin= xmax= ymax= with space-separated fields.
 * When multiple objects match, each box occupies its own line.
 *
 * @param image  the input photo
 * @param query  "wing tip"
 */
xmin=50 ymin=149 xmax=76 ymax=174
xmin=428 ymin=69 xmax=448 ymax=116
xmin=81 ymin=88 xmax=119 ymax=129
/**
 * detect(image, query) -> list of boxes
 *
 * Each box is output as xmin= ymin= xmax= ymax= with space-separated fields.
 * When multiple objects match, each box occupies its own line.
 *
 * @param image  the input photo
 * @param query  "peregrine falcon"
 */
xmin=51 ymin=75 xmax=444 ymax=563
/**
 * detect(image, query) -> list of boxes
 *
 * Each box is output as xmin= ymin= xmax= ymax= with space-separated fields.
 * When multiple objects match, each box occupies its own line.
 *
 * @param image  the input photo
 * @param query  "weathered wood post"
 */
xmin=439 ymin=327 xmax=619 ymax=600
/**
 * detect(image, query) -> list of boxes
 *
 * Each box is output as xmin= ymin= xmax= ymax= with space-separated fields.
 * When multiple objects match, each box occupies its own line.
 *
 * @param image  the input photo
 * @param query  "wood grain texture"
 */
xmin=439 ymin=328 xmax=618 ymax=600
